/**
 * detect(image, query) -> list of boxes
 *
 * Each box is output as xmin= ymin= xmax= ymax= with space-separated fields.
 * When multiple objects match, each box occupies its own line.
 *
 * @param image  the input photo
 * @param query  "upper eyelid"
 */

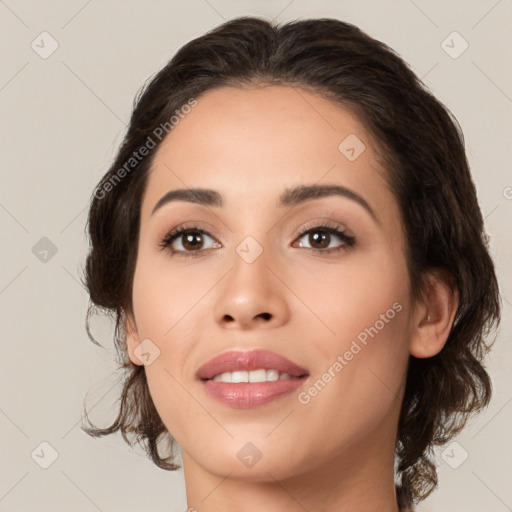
xmin=161 ymin=216 xmax=351 ymax=235
xmin=164 ymin=222 xmax=346 ymax=238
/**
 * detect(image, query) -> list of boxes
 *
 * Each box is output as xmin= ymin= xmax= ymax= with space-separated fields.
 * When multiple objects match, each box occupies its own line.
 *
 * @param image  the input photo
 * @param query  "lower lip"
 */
xmin=200 ymin=377 xmax=308 ymax=408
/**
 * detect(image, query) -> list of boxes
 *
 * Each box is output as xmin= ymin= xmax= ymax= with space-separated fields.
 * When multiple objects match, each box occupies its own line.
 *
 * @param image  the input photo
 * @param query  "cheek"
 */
xmin=130 ymin=256 xmax=213 ymax=438
xmin=292 ymin=301 xmax=410 ymax=461
xmin=131 ymin=249 xmax=211 ymax=338
xmin=286 ymin=242 xmax=410 ymax=342
xmin=290 ymin=246 xmax=412 ymax=412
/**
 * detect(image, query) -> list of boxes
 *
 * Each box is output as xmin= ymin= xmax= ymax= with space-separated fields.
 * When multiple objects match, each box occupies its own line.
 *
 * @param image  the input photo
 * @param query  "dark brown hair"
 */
xmin=81 ymin=16 xmax=501 ymax=510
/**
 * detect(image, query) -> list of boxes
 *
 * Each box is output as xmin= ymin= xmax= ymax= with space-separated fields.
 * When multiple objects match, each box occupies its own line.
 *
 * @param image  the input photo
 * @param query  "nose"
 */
xmin=213 ymin=247 xmax=290 ymax=331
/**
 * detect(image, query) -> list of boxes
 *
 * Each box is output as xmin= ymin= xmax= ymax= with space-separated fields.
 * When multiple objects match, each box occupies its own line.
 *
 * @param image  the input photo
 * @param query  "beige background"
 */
xmin=1 ymin=1 xmax=511 ymax=511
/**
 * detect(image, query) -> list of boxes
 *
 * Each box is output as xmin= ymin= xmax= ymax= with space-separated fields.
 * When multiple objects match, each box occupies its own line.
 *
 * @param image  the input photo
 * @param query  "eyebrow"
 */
xmin=151 ymin=184 xmax=379 ymax=224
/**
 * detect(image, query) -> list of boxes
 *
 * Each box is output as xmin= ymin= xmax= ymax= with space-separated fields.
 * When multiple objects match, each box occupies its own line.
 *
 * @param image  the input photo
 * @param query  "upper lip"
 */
xmin=196 ymin=349 xmax=309 ymax=380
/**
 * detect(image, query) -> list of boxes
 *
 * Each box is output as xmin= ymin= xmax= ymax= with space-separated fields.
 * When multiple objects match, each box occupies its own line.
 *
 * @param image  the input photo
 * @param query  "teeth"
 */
xmin=211 ymin=369 xmax=294 ymax=383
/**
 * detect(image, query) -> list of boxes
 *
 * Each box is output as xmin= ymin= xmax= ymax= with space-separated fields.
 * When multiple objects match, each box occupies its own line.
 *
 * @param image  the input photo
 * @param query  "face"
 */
xmin=126 ymin=85 xmax=416 ymax=483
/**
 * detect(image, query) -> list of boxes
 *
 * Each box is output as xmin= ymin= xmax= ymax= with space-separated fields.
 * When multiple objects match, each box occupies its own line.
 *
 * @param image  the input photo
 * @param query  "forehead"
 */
xmin=142 ymin=84 xmax=392 ymax=220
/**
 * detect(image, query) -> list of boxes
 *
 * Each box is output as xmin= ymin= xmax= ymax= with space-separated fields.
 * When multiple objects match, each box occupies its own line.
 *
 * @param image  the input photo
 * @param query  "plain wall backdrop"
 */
xmin=0 ymin=1 xmax=511 ymax=511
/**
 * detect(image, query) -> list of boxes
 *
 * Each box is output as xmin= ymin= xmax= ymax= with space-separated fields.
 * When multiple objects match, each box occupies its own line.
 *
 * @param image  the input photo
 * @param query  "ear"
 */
xmin=409 ymin=269 xmax=459 ymax=358
xmin=124 ymin=309 xmax=144 ymax=366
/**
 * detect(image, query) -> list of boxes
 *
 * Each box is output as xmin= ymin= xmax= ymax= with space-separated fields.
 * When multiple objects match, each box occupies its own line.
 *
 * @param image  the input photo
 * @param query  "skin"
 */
xmin=124 ymin=85 xmax=459 ymax=512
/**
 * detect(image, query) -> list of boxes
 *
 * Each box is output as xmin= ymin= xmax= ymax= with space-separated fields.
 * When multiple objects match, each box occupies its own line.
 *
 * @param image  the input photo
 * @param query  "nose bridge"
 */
xmin=230 ymin=202 xmax=287 ymax=278
xmin=228 ymin=229 xmax=273 ymax=292
xmin=212 ymin=223 xmax=290 ymax=329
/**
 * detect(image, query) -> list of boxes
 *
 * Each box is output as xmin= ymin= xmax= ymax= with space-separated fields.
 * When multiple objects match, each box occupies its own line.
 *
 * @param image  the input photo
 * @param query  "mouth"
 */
xmin=196 ymin=349 xmax=310 ymax=408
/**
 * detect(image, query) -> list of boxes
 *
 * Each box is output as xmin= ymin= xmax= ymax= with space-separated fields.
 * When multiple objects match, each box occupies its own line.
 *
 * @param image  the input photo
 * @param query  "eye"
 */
xmin=159 ymin=221 xmax=356 ymax=258
xmin=293 ymin=222 xmax=356 ymax=255
xmin=159 ymin=225 xmax=220 ymax=257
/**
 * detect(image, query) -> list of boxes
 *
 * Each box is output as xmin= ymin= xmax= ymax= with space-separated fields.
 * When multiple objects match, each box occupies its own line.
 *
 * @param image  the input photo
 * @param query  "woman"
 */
xmin=82 ymin=16 xmax=501 ymax=511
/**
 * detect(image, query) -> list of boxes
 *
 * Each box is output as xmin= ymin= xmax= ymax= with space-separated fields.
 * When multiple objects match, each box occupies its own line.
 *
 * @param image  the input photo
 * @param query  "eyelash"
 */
xmin=158 ymin=222 xmax=356 ymax=258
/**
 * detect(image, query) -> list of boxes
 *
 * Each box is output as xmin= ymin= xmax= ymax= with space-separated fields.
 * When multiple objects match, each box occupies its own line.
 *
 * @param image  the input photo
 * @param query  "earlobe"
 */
xmin=124 ymin=310 xmax=143 ymax=366
xmin=409 ymin=270 xmax=459 ymax=359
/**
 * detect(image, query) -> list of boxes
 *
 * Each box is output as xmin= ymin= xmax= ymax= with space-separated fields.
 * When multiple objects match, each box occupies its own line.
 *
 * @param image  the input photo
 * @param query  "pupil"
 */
xmin=310 ymin=231 xmax=329 ymax=249
xmin=183 ymin=232 xmax=202 ymax=250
